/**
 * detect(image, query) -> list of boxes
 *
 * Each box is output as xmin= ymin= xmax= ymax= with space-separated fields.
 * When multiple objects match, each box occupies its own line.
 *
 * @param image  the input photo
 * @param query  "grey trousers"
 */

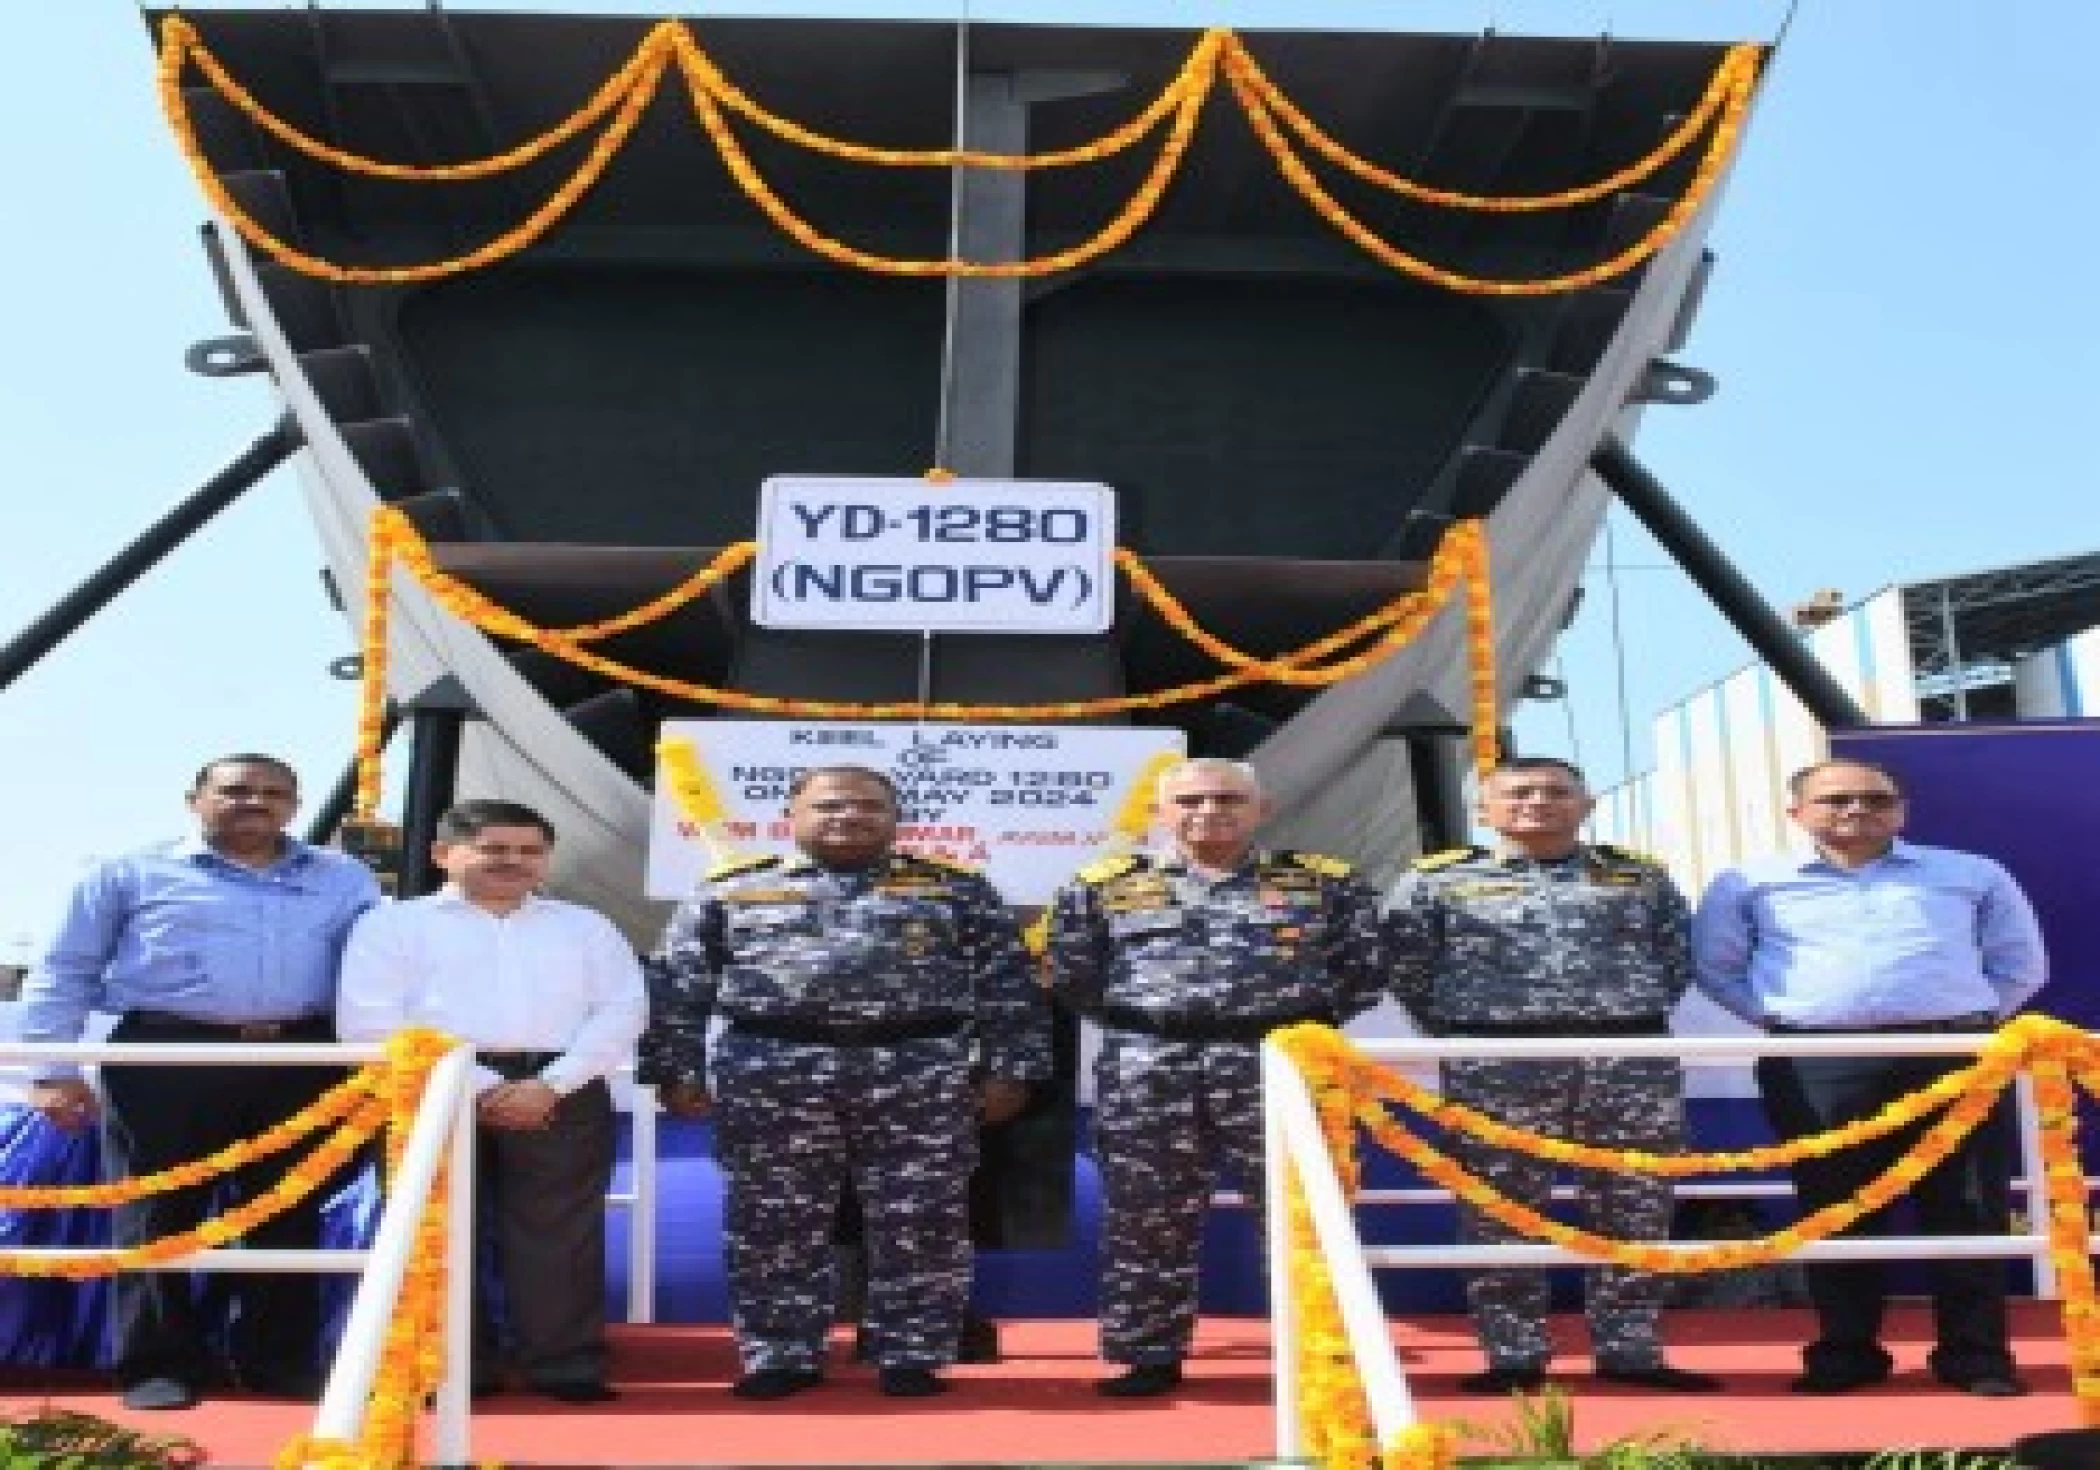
xmin=474 ymin=1078 xmax=616 ymax=1386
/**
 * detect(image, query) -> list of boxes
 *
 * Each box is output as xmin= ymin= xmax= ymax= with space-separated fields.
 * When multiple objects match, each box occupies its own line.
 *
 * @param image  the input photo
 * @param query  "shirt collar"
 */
xmin=1791 ymin=837 xmax=1919 ymax=872
xmin=433 ymin=884 xmax=544 ymax=914
xmin=175 ymin=833 xmax=314 ymax=872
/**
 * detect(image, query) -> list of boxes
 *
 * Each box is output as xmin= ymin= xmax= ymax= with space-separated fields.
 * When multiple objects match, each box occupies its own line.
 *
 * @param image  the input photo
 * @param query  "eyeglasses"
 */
xmin=1807 ymin=792 xmax=1902 ymax=810
xmin=205 ymin=784 xmax=297 ymax=802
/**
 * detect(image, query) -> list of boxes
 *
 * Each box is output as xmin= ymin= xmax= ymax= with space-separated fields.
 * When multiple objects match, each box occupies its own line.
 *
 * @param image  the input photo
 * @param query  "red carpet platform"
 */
xmin=2 ymin=1304 xmax=2085 ymax=1465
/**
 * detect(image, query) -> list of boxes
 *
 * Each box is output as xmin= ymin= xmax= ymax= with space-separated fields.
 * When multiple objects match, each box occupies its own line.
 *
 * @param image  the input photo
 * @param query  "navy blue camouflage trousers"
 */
xmin=711 ymin=1032 xmax=976 ymax=1373
xmin=1093 ymin=1035 xmax=1264 ymax=1366
xmin=1443 ymin=1055 xmax=1683 ymax=1372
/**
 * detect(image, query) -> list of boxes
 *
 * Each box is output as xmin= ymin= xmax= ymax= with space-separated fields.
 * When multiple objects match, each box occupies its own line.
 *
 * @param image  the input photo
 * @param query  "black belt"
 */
xmin=123 ymin=1010 xmax=331 ymax=1042
xmin=726 ymin=1015 xmax=971 ymax=1046
xmin=480 ymin=1049 xmax=563 ymax=1079
xmin=1443 ymin=1015 xmax=1671 ymax=1038
xmin=1769 ymin=1012 xmax=1995 ymax=1036
xmin=1094 ymin=1005 xmax=1335 ymax=1043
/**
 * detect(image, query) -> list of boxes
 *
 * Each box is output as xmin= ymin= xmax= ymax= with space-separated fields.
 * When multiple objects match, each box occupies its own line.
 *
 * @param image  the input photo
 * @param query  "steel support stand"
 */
xmin=0 ymin=425 xmax=298 ymax=692
xmin=398 ymin=678 xmax=478 ymax=898
xmin=1592 ymin=436 xmax=1869 ymax=729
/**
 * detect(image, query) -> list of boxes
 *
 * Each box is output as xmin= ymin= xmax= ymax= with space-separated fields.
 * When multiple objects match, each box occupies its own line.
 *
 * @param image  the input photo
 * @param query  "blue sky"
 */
xmin=2 ymin=1 xmax=2093 ymax=949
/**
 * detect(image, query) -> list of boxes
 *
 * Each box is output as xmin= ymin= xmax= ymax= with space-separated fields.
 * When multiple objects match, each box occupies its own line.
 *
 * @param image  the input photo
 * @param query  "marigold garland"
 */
xmin=164 ymin=14 xmax=679 ymax=181
xmin=1220 ymin=41 xmax=1756 ymax=296
xmin=160 ymin=20 xmax=672 ymax=285
xmin=156 ymin=15 xmax=1756 ymax=295
xmin=350 ymin=505 xmax=1501 ymax=822
xmin=676 ymin=23 xmax=1223 ymax=171
xmin=276 ymin=1029 xmax=460 ymax=1470
xmin=0 ymin=1068 xmax=380 ymax=1209
xmin=1286 ymin=1075 xmax=1460 ymax=1469
xmin=1274 ymin=1021 xmax=2027 ymax=1178
xmin=0 ymin=1100 xmax=386 ymax=1281
xmin=1227 ymin=41 xmax=1759 ymax=214
xmin=667 ymin=25 xmax=1214 ymax=279
xmin=1269 ymin=1014 xmax=2100 ymax=1429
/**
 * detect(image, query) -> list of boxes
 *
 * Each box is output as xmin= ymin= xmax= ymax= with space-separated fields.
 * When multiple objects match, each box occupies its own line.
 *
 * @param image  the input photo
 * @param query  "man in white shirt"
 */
xmin=337 ymin=799 xmax=646 ymax=1403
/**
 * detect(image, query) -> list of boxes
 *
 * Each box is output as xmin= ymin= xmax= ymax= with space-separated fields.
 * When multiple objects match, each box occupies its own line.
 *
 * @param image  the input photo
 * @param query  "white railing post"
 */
xmin=1264 ymin=1041 xmax=1415 ymax=1455
xmin=313 ymin=1043 xmax=475 ymax=1456
xmin=2014 ymin=1072 xmax=2057 ymax=1299
xmin=1260 ymin=1044 xmax=1301 ymax=1459
xmin=433 ymin=1079 xmax=478 ymax=1465
xmin=628 ymin=1084 xmax=659 ymax=1324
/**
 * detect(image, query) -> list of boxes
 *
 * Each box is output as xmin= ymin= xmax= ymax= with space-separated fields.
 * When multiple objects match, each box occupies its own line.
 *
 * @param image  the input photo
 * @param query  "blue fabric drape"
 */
xmin=0 ymin=1103 xmax=378 ymax=1367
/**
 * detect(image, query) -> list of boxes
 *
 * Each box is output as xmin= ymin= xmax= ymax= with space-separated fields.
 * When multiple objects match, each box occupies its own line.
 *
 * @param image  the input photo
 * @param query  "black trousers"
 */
xmin=1757 ymin=1051 xmax=2017 ymax=1381
xmin=99 ymin=1015 xmax=345 ymax=1388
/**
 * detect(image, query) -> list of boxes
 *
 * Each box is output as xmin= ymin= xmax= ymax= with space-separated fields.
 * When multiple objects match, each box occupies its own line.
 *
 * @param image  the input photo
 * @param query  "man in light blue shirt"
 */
xmin=19 ymin=754 xmax=380 ymax=1411
xmin=1693 ymin=757 xmax=2047 ymax=1399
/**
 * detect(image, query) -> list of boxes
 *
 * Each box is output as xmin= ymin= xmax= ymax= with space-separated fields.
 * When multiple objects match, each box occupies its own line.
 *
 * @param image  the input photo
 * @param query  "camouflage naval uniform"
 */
xmin=641 ymin=850 xmax=1051 ymax=1375
xmin=1047 ymin=847 xmax=1387 ymax=1367
xmin=1385 ymin=842 xmax=1693 ymax=1376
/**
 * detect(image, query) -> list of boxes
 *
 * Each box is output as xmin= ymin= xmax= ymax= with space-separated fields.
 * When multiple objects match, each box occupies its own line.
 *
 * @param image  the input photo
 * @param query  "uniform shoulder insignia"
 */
xmin=1594 ymin=843 xmax=1663 ymax=868
xmin=901 ymin=852 xmax=975 ymax=875
xmin=1412 ymin=846 xmax=1484 ymax=872
xmin=1076 ymin=853 xmax=1141 ymax=885
xmin=1281 ymin=850 xmax=1353 ymax=879
xmin=705 ymin=852 xmax=781 ymax=882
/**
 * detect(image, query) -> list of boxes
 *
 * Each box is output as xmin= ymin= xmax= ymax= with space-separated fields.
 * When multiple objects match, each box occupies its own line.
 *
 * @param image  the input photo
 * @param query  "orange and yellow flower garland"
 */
xmin=157 ymin=16 xmax=1759 ymax=296
xmin=1270 ymin=1015 xmax=2100 ymax=1431
xmin=1220 ymin=42 xmax=1756 ymax=297
xmin=1287 ymin=1064 xmax=1460 ymax=1469
xmin=1227 ymin=41 xmax=1756 ymax=215
xmin=350 ymin=505 xmax=1502 ymax=821
xmin=0 ymin=1030 xmax=458 ymax=1465
xmin=277 ymin=1027 xmax=459 ymax=1470
xmin=0 ymin=1100 xmax=386 ymax=1280
xmin=0 ymin=1068 xmax=380 ymax=1210
xmin=1276 ymin=1020 xmax=2029 ymax=1179
xmin=668 ymin=27 xmax=1216 ymax=280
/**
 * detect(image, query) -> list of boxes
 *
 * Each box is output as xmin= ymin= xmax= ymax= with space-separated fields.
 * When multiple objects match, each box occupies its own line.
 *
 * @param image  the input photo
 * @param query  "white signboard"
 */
xmin=646 ymin=720 xmax=1184 ymax=905
xmin=750 ymin=476 xmax=1115 ymax=634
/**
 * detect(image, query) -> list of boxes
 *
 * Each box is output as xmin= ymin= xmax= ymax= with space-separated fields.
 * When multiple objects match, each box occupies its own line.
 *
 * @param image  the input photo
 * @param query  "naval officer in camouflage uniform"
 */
xmin=1047 ymin=758 xmax=1387 ymax=1398
xmin=1386 ymin=756 xmax=1718 ymax=1395
xmin=642 ymin=766 xmax=1051 ymax=1402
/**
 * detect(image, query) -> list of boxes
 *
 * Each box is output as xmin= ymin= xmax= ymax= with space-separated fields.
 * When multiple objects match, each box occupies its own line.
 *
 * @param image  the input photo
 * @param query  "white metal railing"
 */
xmin=612 ymin=1069 xmax=661 ymax=1324
xmin=315 ymin=1042 xmax=477 ymax=1465
xmin=1261 ymin=1029 xmax=2071 ymax=1455
xmin=0 ymin=1037 xmax=666 ymax=1466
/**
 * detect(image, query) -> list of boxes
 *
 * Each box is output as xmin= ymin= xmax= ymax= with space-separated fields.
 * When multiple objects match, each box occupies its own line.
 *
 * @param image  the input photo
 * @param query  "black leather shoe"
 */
xmin=531 ymin=1379 xmax=619 ymax=1404
xmin=730 ymin=1368 xmax=824 ymax=1401
xmin=957 ymin=1313 xmax=1001 ymax=1365
xmin=878 ymin=1367 xmax=949 ymax=1398
xmin=1458 ymin=1366 xmax=1548 ymax=1395
xmin=1098 ymin=1363 xmax=1183 ymax=1398
xmin=1941 ymin=1373 xmax=2028 ymax=1398
xmin=120 ymin=1377 xmax=200 ymax=1411
xmin=1596 ymin=1365 xmax=1723 ymax=1393
xmin=1790 ymin=1366 xmax=1890 ymax=1394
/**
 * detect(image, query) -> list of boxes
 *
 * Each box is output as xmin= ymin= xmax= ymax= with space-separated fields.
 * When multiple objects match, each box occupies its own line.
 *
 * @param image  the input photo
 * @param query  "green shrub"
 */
xmin=0 ymin=1407 xmax=203 ymax=1469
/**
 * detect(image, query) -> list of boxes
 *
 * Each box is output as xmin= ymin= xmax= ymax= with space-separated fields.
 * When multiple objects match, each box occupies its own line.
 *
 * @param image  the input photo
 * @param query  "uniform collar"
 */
xmin=1154 ymin=844 xmax=1267 ymax=879
xmin=1489 ymin=842 xmax=1588 ymax=869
